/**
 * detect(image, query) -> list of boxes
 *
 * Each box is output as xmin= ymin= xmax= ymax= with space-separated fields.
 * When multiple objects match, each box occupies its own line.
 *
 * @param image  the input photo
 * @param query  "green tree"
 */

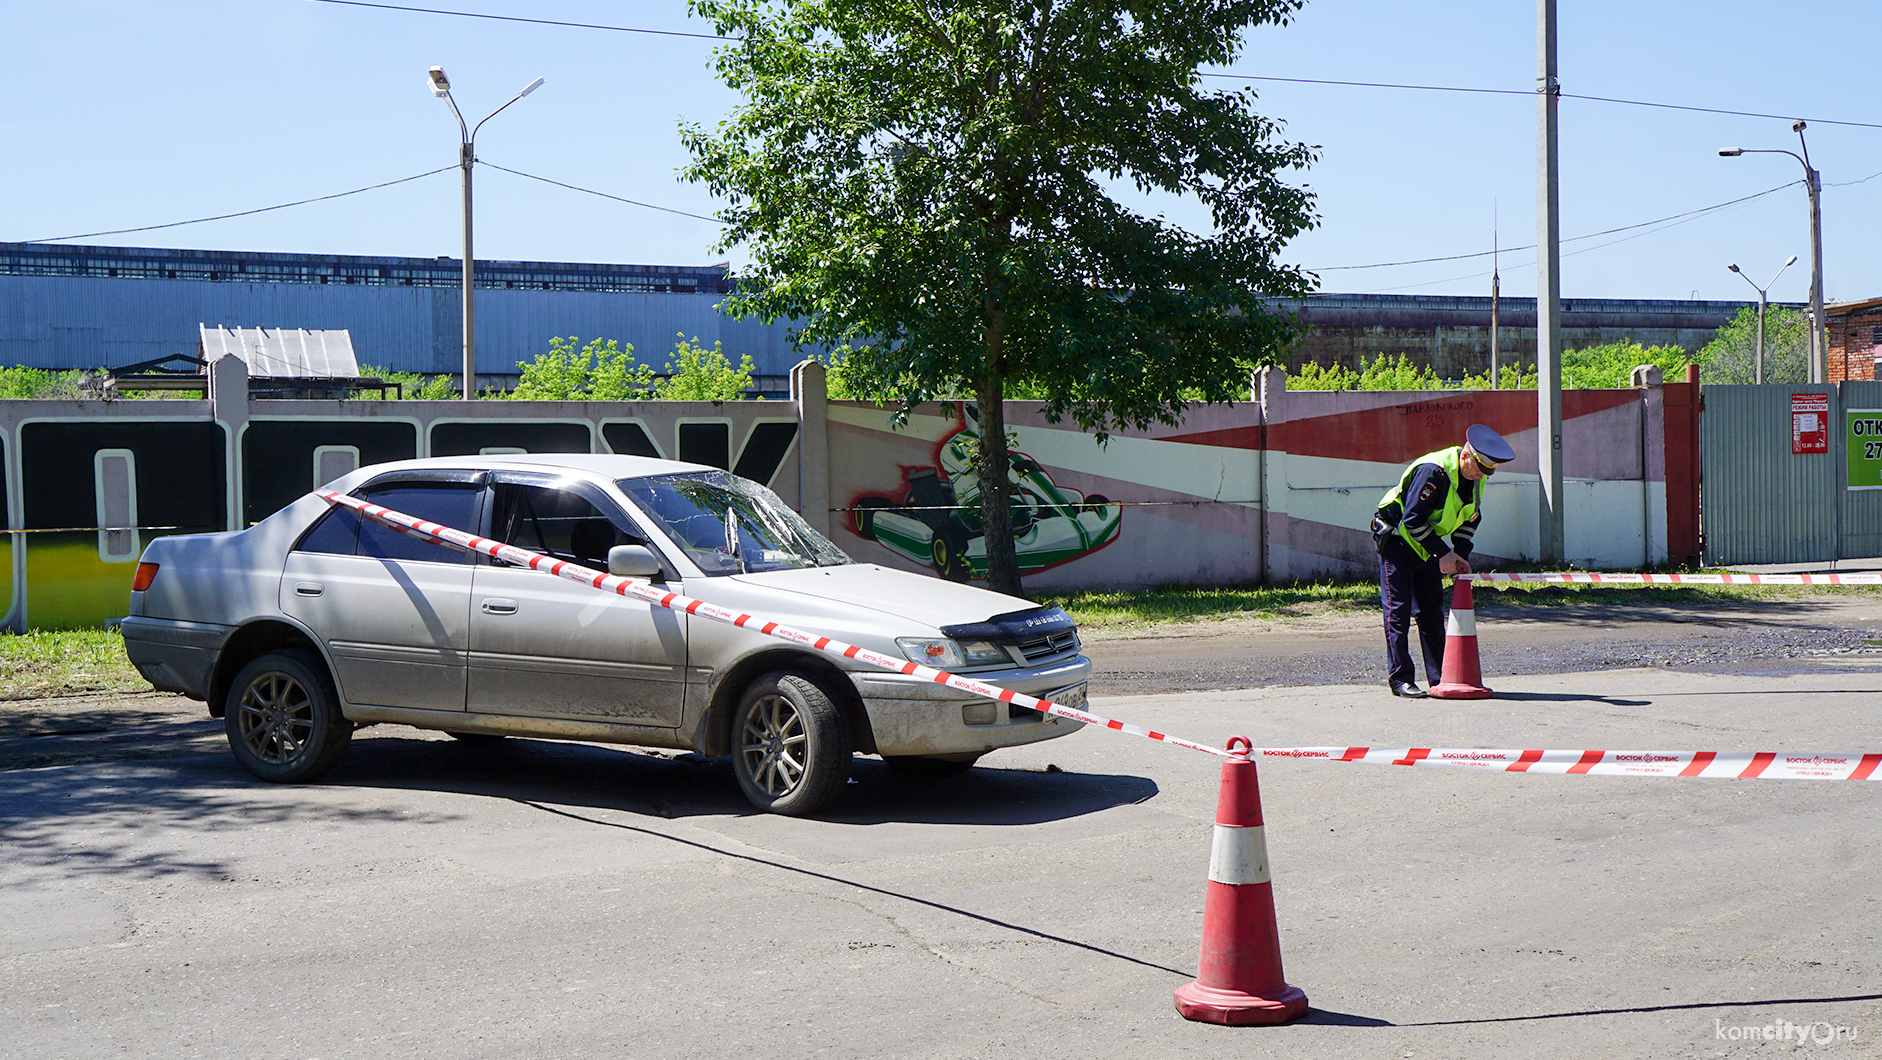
xmin=657 ymin=335 xmax=756 ymax=400
xmin=510 ymin=337 xmax=656 ymax=401
xmin=1697 ymin=305 xmax=1809 ymax=385
xmin=683 ymin=0 xmax=1317 ymax=595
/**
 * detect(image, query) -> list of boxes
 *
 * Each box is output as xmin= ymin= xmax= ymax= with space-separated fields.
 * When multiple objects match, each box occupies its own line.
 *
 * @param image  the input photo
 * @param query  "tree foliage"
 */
xmin=1697 ymin=305 xmax=1808 ymax=385
xmin=683 ymin=0 xmax=1319 ymax=592
xmin=353 ymin=366 xmax=459 ymax=400
xmin=657 ymin=335 xmax=757 ymax=401
xmin=1286 ymin=343 xmax=1688 ymax=392
xmin=510 ymin=337 xmax=657 ymax=401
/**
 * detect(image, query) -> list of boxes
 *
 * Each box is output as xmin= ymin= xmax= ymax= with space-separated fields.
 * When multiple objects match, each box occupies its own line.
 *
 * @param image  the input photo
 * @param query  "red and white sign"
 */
xmin=1793 ymin=392 xmax=1830 ymax=454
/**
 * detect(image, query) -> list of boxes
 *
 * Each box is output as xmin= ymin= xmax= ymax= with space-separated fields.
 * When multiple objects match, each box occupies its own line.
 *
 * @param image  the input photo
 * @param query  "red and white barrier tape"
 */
xmin=1257 ymin=746 xmax=1882 ymax=780
xmin=1464 ymin=571 xmax=1882 ymax=586
xmin=316 ymin=491 xmax=1882 ymax=779
xmin=316 ymin=490 xmax=1236 ymax=759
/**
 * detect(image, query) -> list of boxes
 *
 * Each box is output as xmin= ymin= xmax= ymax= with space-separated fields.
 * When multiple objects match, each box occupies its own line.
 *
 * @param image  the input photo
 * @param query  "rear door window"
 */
xmin=294 ymin=481 xmax=484 ymax=564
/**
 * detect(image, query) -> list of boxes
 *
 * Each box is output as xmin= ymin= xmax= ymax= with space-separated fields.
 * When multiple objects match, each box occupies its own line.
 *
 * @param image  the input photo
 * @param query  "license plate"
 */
xmin=1042 ymin=682 xmax=1087 ymax=712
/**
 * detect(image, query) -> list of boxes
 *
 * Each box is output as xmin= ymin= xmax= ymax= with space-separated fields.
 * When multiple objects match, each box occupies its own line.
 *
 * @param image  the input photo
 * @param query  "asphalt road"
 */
xmin=4 ymin=600 xmax=1881 ymax=1059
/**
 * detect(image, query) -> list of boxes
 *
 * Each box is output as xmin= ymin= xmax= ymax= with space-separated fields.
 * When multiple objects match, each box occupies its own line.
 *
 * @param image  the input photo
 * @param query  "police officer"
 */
xmin=1371 ymin=424 xmax=1515 ymax=698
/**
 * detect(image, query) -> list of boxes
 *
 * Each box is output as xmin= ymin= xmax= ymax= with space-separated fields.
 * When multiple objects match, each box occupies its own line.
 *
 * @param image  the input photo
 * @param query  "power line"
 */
xmin=20 ymin=166 xmax=456 ymax=244
xmin=476 ymin=161 xmax=726 ymax=223
xmin=1307 ymin=181 xmax=1800 ymax=272
xmin=306 ymin=0 xmax=731 ymax=40
xmin=1200 ymin=72 xmax=1882 ymax=131
xmin=302 ymin=2 xmax=1882 ymax=134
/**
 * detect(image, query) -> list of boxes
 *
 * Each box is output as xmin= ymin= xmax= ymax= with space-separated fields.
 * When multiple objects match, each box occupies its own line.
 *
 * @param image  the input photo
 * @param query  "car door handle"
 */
xmin=481 ymin=598 xmax=519 ymax=615
xmin=294 ymin=582 xmax=323 ymax=597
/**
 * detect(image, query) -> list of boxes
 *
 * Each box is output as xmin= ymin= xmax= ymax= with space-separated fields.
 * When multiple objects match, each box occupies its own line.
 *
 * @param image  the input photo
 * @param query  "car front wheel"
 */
xmin=224 ymin=650 xmax=351 ymax=783
xmin=732 ymin=672 xmax=852 ymax=816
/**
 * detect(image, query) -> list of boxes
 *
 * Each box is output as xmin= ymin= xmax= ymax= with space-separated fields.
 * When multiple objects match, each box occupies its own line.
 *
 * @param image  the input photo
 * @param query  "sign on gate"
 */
xmin=1848 ymin=409 xmax=1882 ymax=490
xmin=1793 ymin=393 xmax=1830 ymax=455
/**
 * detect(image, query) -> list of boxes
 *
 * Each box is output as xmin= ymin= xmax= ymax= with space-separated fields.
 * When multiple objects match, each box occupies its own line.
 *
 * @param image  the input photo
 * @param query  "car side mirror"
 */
xmin=607 ymin=544 xmax=664 ymax=580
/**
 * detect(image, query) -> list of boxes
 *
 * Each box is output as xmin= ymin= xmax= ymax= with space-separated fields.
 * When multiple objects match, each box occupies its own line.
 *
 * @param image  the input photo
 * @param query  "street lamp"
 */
xmin=1719 ymin=120 xmax=1825 ymax=384
xmin=1727 ymin=254 xmax=1797 ymax=384
xmin=428 ymin=66 xmax=545 ymax=399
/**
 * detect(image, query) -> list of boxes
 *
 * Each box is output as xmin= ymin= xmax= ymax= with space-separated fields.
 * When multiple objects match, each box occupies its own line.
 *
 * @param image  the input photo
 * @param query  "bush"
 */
xmin=509 ymin=337 xmax=656 ymax=401
xmin=0 ymin=367 xmax=90 ymax=399
xmin=656 ymin=335 xmax=755 ymax=401
xmin=352 ymin=366 xmax=457 ymax=400
xmin=1288 ymin=343 xmax=1687 ymax=392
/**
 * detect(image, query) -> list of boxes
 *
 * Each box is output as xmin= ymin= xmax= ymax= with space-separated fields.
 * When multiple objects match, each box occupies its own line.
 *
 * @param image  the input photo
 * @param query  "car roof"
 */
xmin=353 ymin=453 xmax=719 ymax=482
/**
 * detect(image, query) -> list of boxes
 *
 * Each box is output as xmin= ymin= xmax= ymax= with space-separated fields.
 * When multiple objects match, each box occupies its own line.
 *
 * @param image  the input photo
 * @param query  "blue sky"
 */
xmin=8 ymin=0 xmax=1880 ymax=304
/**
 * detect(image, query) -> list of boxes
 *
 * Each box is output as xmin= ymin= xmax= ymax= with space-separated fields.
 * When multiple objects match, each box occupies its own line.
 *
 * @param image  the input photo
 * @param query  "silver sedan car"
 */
xmin=121 ymin=455 xmax=1090 ymax=815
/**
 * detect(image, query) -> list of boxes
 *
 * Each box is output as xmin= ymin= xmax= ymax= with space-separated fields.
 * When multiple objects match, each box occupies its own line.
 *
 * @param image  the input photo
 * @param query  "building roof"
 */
xmin=1826 ymin=296 xmax=1882 ymax=317
xmin=199 ymin=325 xmax=360 ymax=378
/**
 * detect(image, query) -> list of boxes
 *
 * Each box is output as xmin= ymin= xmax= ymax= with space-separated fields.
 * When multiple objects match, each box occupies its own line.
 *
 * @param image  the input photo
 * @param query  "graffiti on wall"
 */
xmin=845 ymin=403 xmax=1121 ymax=581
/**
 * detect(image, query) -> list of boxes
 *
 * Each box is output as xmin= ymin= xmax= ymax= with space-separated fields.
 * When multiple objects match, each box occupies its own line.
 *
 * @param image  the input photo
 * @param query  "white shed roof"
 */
xmin=199 ymin=325 xmax=360 ymax=378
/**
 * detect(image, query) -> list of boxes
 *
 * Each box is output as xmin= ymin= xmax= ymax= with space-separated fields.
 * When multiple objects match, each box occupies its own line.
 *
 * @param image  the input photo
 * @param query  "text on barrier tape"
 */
xmin=315 ymin=490 xmax=1237 ymax=759
xmin=1464 ymin=571 xmax=1882 ymax=586
xmin=1256 ymin=747 xmax=1882 ymax=780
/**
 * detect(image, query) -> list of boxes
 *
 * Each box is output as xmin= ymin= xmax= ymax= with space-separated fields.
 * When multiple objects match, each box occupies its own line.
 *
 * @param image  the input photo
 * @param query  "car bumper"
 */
xmin=120 ymin=616 xmax=231 ymax=701
xmin=849 ymin=653 xmax=1092 ymax=757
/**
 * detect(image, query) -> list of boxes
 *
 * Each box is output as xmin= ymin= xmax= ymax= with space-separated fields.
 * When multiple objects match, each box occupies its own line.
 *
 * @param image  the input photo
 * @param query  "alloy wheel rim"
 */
xmin=740 ymin=693 xmax=807 ymax=797
xmin=236 ymin=672 xmax=313 ymax=765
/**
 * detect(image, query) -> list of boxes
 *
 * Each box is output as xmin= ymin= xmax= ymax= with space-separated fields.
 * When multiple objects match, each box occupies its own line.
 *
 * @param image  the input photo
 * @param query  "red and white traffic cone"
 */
xmin=1429 ymin=576 xmax=1492 ymax=699
xmin=1174 ymin=736 xmax=1309 ymax=1026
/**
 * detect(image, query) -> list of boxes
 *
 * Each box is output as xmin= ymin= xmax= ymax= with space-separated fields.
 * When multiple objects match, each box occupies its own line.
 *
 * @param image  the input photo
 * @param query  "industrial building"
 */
xmin=2 ymin=241 xmax=1780 ymax=393
xmin=0 ymin=242 xmax=806 ymax=396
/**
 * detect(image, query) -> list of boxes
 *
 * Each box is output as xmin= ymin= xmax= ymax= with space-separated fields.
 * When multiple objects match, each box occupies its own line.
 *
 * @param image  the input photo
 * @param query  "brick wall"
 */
xmin=1827 ymin=303 xmax=1882 ymax=382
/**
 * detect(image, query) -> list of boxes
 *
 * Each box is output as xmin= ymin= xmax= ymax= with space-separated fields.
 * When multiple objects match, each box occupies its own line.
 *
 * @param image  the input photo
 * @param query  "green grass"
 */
xmin=1035 ymin=581 xmax=1380 ymax=632
xmin=0 ymin=629 xmax=149 ymax=700
xmin=1037 ymin=578 xmax=1875 ymax=633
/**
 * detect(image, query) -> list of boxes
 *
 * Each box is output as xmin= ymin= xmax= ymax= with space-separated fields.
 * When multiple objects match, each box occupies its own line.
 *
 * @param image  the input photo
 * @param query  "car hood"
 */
xmin=725 ymin=563 xmax=1037 ymax=634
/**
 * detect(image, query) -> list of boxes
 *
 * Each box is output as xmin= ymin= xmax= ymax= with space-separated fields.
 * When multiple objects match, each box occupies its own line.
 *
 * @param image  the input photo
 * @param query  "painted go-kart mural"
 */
xmin=848 ymin=404 xmax=1122 ymax=581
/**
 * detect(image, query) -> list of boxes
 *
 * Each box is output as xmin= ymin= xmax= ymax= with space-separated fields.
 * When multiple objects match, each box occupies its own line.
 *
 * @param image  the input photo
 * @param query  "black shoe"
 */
xmin=1390 ymin=681 xmax=1428 ymax=699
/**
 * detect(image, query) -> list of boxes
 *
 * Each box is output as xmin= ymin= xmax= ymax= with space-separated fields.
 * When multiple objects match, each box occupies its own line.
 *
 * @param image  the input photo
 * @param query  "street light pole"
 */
xmin=1727 ymin=255 xmax=1797 ymax=384
xmin=428 ymin=67 xmax=544 ymax=399
xmin=1719 ymin=121 xmax=1825 ymax=383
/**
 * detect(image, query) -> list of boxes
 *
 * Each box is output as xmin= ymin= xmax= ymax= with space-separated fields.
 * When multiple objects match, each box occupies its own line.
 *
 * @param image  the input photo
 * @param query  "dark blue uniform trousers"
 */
xmin=1378 ymin=537 xmax=1445 ymax=686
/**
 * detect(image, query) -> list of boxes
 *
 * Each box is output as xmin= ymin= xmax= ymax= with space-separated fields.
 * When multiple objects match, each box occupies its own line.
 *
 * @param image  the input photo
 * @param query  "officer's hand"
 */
xmin=1439 ymin=551 xmax=1471 ymax=576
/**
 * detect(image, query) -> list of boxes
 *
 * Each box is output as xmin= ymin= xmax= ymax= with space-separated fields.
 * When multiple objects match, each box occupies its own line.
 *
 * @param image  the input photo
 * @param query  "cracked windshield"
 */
xmin=620 ymin=470 xmax=851 ymax=575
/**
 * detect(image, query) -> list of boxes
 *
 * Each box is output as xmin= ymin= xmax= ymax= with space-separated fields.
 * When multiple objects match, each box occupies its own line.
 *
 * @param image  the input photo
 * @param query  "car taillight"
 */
xmin=132 ymin=562 xmax=159 ymax=592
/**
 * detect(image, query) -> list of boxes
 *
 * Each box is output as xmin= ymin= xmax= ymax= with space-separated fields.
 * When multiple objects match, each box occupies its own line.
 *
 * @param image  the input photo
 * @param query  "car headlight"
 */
xmin=895 ymin=637 xmax=1011 ymax=669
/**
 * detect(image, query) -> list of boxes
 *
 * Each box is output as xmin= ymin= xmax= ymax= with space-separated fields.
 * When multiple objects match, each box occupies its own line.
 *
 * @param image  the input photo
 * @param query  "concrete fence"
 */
xmin=0 ymin=357 xmax=1691 ymax=630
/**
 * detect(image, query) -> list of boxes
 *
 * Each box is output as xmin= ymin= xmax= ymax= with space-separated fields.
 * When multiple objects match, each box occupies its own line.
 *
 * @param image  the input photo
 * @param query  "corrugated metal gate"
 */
xmin=1701 ymin=383 xmax=1882 ymax=565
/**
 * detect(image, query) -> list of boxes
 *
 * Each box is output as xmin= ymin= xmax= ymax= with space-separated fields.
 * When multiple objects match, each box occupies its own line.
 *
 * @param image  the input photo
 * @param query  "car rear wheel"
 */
xmin=732 ymin=672 xmax=852 ymax=816
xmin=224 ymin=650 xmax=351 ymax=783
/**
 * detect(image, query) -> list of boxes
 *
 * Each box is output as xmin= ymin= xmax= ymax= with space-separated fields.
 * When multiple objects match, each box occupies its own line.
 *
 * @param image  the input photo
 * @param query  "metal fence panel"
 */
xmin=1700 ymin=385 xmax=1838 ymax=566
xmin=1839 ymin=381 xmax=1882 ymax=558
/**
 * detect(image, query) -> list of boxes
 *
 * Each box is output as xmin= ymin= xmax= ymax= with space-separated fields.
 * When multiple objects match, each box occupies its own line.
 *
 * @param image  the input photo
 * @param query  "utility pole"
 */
xmin=1799 ymin=121 xmax=1826 ymax=384
xmin=1536 ymin=0 xmax=1565 ymax=563
xmin=1490 ymin=203 xmax=1500 ymax=388
xmin=428 ymin=67 xmax=545 ymax=399
xmin=1718 ymin=122 xmax=1824 ymax=383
